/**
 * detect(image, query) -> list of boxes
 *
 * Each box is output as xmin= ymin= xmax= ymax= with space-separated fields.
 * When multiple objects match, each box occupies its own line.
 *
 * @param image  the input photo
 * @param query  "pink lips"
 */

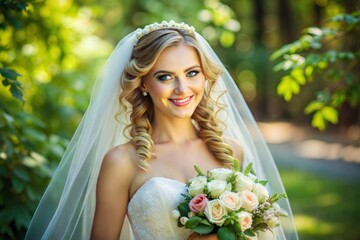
xmin=169 ymin=95 xmax=193 ymax=107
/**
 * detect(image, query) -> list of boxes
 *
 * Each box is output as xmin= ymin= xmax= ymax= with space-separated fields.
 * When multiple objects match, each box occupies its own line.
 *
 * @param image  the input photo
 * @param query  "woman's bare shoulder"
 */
xmin=223 ymin=136 xmax=243 ymax=164
xmin=100 ymin=143 xmax=138 ymax=182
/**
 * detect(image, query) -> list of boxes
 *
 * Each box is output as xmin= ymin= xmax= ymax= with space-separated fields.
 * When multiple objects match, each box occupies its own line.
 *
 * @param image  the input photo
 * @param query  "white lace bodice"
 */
xmin=127 ymin=177 xmax=193 ymax=240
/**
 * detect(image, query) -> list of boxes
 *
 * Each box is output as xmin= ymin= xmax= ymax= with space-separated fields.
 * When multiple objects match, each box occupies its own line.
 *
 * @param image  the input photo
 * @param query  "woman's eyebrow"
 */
xmin=153 ymin=70 xmax=174 ymax=77
xmin=184 ymin=65 xmax=201 ymax=72
xmin=152 ymin=65 xmax=201 ymax=77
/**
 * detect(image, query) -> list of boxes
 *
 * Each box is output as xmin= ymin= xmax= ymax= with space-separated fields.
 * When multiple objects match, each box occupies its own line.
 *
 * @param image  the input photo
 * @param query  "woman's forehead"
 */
xmin=151 ymin=44 xmax=201 ymax=72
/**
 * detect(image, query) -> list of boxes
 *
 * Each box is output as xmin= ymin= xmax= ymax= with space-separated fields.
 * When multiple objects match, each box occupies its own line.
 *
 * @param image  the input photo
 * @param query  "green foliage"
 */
xmin=1 ymin=67 xmax=24 ymax=102
xmin=0 ymin=0 xmax=69 ymax=238
xmin=271 ymin=11 xmax=360 ymax=130
xmin=0 ymin=104 xmax=66 ymax=238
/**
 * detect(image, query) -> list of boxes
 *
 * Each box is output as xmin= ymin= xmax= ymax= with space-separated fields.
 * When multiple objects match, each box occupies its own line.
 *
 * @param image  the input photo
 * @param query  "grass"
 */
xmin=279 ymin=168 xmax=360 ymax=240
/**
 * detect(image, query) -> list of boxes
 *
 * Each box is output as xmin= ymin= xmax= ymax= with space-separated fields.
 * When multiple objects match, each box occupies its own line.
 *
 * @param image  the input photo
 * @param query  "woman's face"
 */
xmin=142 ymin=44 xmax=206 ymax=121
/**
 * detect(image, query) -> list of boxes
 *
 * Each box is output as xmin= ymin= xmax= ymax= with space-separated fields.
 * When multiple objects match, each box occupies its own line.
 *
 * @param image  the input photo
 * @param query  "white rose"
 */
xmin=210 ymin=168 xmax=233 ymax=181
xmin=237 ymin=211 xmax=253 ymax=230
xmin=207 ymin=180 xmax=231 ymax=198
xmin=204 ymin=199 xmax=228 ymax=226
xmin=239 ymin=190 xmax=259 ymax=212
xmin=235 ymin=172 xmax=255 ymax=192
xmin=248 ymin=173 xmax=257 ymax=181
xmin=188 ymin=211 xmax=195 ymax=218
xmin=180 ymin=216 xmax=188 ymax=225
xmin=266 ymin=217 xmax=279 ymax=228
xmin=252 ymin=183 xmax=269 ymax=203
xmin=219 ymin=191 xmax=242 ymax=211
xmin=188 ymin=176 xmax=207 ymax=197
xmin=171 ymin=209 xmax=180 ymax=219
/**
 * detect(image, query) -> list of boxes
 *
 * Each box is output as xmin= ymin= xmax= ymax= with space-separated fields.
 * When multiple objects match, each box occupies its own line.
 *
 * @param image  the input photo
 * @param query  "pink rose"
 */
xmin=189 ymin=194 xmax=209 ymax=213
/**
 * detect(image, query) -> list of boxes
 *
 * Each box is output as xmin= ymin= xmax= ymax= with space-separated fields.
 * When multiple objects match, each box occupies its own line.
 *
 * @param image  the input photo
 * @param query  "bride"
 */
xmin=25 ymin=21 xmax=298 ymax=240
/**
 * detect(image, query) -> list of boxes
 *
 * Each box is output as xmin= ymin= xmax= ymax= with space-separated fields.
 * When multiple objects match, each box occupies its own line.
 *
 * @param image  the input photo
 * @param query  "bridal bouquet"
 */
xmin=172 ymin=160 xmax=288 ymax=240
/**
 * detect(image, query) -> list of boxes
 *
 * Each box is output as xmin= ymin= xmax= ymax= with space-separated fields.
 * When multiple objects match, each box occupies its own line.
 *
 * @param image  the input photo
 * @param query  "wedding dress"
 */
xmin=127 ymin=177 xmax=193 ymax=240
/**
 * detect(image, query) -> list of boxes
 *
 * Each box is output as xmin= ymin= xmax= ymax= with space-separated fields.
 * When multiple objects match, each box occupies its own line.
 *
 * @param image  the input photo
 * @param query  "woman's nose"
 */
xmin=174 ymin=77 xmax=188 ymax=95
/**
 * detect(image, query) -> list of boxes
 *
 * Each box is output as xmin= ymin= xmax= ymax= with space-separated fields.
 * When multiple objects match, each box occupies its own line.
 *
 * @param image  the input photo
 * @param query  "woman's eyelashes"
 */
xmin=156 ymin=74 xmax=172 ymax=81
xmin=155 ymin=70 xmax=200 ymax=81
xmin=186 ymin=70 xmax=199 ymax=77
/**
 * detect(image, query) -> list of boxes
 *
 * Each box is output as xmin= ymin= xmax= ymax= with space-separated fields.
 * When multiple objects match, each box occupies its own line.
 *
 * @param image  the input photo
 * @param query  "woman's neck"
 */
xmin=151 ymin=117 xmax=198 ymax=144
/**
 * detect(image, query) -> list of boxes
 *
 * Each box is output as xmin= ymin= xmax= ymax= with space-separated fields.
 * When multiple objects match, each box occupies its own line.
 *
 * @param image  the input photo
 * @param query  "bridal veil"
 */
xmin=25 ymin=23 xmax=298 ymax=240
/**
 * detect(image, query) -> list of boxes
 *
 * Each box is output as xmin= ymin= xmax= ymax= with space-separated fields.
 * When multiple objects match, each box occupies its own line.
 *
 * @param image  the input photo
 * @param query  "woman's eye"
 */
xmin=156 ymin=74 xmax=172 ymax=81
xmin=187 ymin=70 xmax=199 ymax=77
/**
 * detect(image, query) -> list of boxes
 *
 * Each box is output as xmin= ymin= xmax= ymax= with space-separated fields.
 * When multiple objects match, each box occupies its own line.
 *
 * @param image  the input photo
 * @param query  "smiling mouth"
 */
xmin=169 ymin=96 xmax=193 ymax=106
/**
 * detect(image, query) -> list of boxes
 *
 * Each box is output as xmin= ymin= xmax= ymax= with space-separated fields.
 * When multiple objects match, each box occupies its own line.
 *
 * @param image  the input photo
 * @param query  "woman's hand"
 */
xmin=188 ymin=233 xmax=218 ymax=240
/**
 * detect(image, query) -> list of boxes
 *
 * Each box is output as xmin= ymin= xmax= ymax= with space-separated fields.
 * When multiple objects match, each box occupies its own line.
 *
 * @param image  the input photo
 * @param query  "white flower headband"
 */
xmin=134 ymin=20 xmax=196 ymax=45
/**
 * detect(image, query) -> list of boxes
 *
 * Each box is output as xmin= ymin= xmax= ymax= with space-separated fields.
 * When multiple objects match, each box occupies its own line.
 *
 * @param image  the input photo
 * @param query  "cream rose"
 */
xmin=207 ymin=180 xmax=231 ymax=198
xmin=237 ymin=211 xmax=253 ymax=230
xmin=252 ymin=183 xmax=269 ymax=203
xmin=210 ymin=168 xmax=233 ymax=181
xmin=204 ymin=199 xmax=228 ymax=226
xmin=219 ymin=191 xmax=242 ymax=211
xmin=188 ymin=176 xmax=207 ymax=197
xmin=235 ymin=172 xmax=255 ymax=192
xmin=239 ymin=190 xmax=259 ymax=212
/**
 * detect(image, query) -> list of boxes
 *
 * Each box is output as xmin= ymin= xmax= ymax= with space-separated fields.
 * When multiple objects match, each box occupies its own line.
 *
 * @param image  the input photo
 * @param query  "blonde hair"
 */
xmin=119 ymin=28 xmax=234 ymax=170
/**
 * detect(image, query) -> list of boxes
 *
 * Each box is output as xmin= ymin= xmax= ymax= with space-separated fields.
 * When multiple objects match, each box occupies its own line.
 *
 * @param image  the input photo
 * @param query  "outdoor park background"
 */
xmin=0 ymin=0 xmax=359 ymax=239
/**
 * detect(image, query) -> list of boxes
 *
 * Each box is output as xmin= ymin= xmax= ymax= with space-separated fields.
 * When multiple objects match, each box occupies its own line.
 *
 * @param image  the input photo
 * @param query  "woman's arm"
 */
xmin=188 ymin=233 xmax=218 ymax=240
xmin=91 ymin=145 xmax=135 ymax=240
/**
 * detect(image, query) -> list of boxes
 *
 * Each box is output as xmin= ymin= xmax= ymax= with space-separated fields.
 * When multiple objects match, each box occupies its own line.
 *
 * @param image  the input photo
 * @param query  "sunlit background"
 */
xmin=1 ymin=0 xmax=359 ymax=239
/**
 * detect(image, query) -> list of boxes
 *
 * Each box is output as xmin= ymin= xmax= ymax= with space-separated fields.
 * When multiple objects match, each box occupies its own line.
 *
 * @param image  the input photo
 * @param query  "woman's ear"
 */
xmin=139 ymin=79 xmax=147 ymax=92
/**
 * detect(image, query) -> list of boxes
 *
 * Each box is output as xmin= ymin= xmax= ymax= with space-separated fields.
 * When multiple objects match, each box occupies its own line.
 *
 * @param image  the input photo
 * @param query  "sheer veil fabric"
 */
xmin=25 ymin=27 xmax=298 ymax=240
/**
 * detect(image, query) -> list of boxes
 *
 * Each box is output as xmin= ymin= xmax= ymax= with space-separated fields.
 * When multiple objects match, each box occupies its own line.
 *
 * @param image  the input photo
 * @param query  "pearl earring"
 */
xmin=143 ymin=91 xmax=148 ymax=96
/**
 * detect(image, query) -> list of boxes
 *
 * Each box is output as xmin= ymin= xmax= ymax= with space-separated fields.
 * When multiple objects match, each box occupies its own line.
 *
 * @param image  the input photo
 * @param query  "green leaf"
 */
xmin=185 ymin=216 xmax=202 ymax=228
xmin=331 ymin=91 xmax=346 ymax=107
xmin=277 ymin=76 xmax=300 ymax=101
xmin=232 ymin=158 xmax=240 ymax=172
xmin=10 ymin=84 xmax=24 ymax=102
xmin=178 ymin=202 xmax=190 ymax=216
xmin=200 ymin=218 xmax=212 ymax=226
xmin=312 ymin=111 xmax=326 ymax=131
xmin=193 ymin=223 xmax=214 ymax=235
xmin=304 ymin=101 xmax=324 ymax=114
xmin=0 ymin=68 xmax=22 ymax=81
xmin=290 ymin=68 xmax=306 ymax=85
xmin=218 ymin=227 xmax=236 ymax=240
xmin=243 ymin=163 xmax=253 ymax=175
xmin=321 ymin=106 xmax=339 ymax=124
xmin=270 ymin=44 xmax=292 ymax=61
xmin=194 ymin=165 xmax=205 ymax=176
xmin=258 ymin=180 xmax=268 ymax=186
xmin=244 ymin=229 xmax=256 ymax=237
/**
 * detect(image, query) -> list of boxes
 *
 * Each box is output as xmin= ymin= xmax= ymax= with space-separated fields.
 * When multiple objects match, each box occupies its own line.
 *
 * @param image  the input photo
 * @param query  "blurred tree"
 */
xmin=0 ymin=0 xmax=69 ymax=238
xmin=271 ymin=11 xmax=360 ymax=130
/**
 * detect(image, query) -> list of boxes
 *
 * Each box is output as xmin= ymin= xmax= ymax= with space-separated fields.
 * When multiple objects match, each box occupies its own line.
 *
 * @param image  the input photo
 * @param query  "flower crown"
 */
xmin=134 ymin=20 xmax=195 ymax=44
